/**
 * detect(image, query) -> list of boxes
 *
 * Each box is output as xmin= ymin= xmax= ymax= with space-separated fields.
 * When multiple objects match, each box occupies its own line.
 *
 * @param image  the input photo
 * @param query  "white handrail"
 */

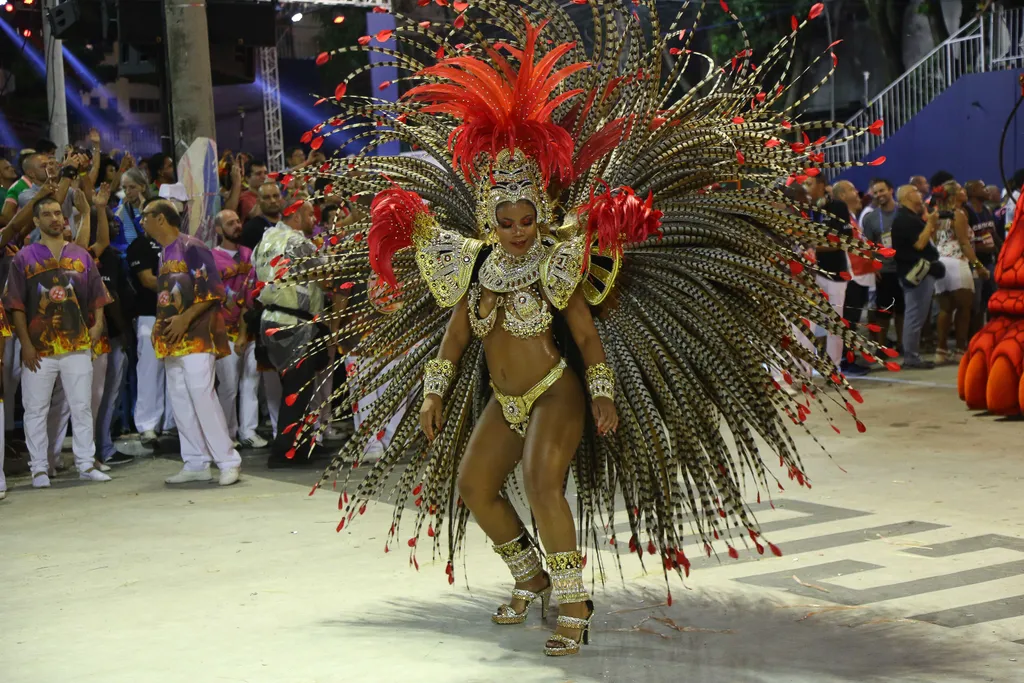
xmin=855 ymin=18 xmax=981 ymax=123
xmin=824 ymin=7 xmax=1021 ymax=171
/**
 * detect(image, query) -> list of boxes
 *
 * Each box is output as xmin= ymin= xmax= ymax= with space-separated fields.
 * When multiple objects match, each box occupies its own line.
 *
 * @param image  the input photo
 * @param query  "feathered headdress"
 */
xmin=404 ymin=16 xmax=588 ymax=187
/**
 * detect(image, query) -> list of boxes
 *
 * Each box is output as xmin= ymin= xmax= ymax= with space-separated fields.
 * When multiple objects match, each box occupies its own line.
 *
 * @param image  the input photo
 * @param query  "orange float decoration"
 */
xmin=959 ymin=189 xmax=1024 ymax=414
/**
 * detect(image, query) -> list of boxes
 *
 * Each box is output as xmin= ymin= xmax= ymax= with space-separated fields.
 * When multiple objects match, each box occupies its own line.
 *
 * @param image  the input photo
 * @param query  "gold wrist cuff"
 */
xmin=423 ymin=358 xmax=456 ymax=398
xmin=585 ymin=363 xmax=615 ymax=401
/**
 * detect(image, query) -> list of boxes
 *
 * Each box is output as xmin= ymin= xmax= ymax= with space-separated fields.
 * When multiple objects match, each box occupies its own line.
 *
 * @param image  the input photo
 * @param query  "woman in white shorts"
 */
xmin=931 ymin=181 xmax=990 ymax=363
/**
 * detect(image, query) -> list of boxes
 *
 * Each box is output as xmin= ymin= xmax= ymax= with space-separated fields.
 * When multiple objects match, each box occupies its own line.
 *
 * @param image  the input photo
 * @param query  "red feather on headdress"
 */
xmin=369 ymin=185 xmax=431 ymax=288
xmin=580 ymin=183 xmax=663 ymax=259
xmin=403 ymin=16 xmax=589 ymax=186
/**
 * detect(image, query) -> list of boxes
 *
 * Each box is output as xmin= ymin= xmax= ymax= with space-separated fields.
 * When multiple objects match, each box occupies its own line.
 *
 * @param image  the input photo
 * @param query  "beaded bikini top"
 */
xmin=469 ymin=239 xmax=552 ymax=339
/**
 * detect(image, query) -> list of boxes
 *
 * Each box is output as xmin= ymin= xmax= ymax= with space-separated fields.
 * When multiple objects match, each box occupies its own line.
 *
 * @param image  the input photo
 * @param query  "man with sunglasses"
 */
xmin=140 ymin=199 xmax=241 ymax=485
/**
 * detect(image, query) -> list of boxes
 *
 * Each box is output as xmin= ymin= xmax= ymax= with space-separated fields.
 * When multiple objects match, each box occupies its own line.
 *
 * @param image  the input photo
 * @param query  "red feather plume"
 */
xmin=403 ymin=16 xmax=589 ymax=186
xmin=581 ymin=184 xmax=663 ymax=258
xmin=369 ymin=185 xmax=431 ymax=288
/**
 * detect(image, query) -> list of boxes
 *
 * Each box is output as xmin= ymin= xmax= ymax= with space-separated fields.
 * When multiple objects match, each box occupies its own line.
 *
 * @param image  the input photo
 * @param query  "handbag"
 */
xmin=905 ymin=257 xmax=945 ymax=286
xmin=904 ymin=258 xmax=931 ymax=286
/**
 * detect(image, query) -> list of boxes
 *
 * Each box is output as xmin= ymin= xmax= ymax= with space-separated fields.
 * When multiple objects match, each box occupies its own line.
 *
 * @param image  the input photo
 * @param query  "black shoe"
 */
xmin=105 ymin=452 xmax=135 ymax=466
xmin=841 ymin=363 xmax=870 ymax=377
xmin=902 ymin=360 xmax=936 ymax=370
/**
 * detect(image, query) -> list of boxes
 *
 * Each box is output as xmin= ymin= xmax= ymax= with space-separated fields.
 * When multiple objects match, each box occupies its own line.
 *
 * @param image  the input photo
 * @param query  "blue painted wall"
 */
xmin=837 ymin=69 xmax=1024 ymax=191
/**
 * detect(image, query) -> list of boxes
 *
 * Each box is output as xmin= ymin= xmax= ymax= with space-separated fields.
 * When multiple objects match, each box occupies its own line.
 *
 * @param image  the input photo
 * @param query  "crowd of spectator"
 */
xmin=0 ymin=132 xmax=362 ymax=501
xmin=796 ymin=168 xmax=1021 ymax=374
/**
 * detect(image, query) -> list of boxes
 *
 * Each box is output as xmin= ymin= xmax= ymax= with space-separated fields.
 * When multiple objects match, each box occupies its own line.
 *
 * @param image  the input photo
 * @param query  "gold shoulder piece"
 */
xmin=412 ymin=217 xmax=484 ymax=308
xmin=581 ymin=247 xmax=620 ymax=306
xmin=540 ymin=233 xmax=587 ymax=310
xmin=545 ymin=212 xmax=621 ymax=307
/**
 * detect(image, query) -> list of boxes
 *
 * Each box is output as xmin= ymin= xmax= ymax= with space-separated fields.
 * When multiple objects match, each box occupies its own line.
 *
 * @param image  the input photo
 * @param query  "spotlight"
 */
xmin=22 ymin=28 xmax=31 ymax=37
xmin=4 ymin=4 xmax=13 ymax=13
xmin=24 ymin=0 xmax=34 ymax=5
xmin=333 ymin=15 xmax=345 ymax=24
xmin=290 ymin=12 xmax=303 ymax=23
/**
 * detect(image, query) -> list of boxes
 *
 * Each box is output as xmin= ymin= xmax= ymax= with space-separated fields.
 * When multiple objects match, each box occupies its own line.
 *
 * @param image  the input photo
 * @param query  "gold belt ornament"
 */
xmin=490 ymin=359 xmax=567 ymax=437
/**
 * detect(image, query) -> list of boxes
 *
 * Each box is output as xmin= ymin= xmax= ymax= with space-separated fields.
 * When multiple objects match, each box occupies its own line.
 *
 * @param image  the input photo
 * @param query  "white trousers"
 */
xmin=22 ymin=351 xmax=95 ymax=474
xmin=348 ymin=355 xmax=407 ymax=453
xmin=92 ymin=342 xmax=127 ymax=462
xmin=262 ymin=370 xmax=281 ymax=438
xmin=3 ymin=337 xmax=20 ymax=429
xmin=165 ymin=353 xmax=241 ymax=471
xmin=135 ymin=316 xmax=175 ymax=433
xmin=48 ymin=381 xmax=72 ymax=467
xmin=813 ymin=275 xmax=848 ymax=369
xmin=215 ymin=340 xmax=260 ymax=441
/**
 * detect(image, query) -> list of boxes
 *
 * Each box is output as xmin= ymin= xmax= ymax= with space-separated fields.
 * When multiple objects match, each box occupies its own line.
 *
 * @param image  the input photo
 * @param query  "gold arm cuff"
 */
xmin=585 ymin=363 xmax=615 ymax=401
xmin=423 ymin=358 xmax=456 ymax=398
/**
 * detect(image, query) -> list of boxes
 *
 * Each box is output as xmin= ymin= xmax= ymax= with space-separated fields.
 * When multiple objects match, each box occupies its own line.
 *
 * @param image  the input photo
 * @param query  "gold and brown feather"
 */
xmin=274 ymin=0 xmax=892 ymax=586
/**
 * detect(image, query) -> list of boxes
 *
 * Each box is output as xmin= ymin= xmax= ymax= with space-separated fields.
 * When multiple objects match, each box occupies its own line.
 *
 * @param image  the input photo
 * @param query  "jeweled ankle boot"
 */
xmin=491 ymin=532 xmax=552 ymax=625
xmin=544 ymin=549 xmax=594 ymax=656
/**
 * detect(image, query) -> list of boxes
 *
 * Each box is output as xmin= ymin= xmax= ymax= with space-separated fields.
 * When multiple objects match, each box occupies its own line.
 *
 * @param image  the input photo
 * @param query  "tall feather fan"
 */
xmin=277 ymin=0 xmax=896 ymax=594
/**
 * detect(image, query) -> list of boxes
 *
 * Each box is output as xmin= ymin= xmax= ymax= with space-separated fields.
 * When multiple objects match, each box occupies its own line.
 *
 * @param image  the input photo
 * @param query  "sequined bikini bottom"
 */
xmin=490 ymin=358 xmax=567 ymax=438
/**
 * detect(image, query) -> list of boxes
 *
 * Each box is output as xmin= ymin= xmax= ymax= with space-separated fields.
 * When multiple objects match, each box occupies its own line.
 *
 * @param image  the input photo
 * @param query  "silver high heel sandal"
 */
xmin=544 ymin=550 xmax=594 ymax=656
xmin=491 ymin=533 xmax=552 ymax=625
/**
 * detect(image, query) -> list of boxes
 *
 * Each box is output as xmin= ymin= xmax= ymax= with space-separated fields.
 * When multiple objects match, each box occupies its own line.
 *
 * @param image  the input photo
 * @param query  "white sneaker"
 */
xmin=218 ymin=466 xmax=241 ymax=486
xmin=93 ymin=460 xmax=112 ymax=473
xmin=80 ymin=468 xmax=112 ymax=482
xmin=238 ymin=434 xmax=269 ymax=449
xmin=32 ymin=473 xmax=51 ymax=488
xmin=165 ymin=467 xmax=213 ymax=484
xmin=0 ymin=490 xmax=6 ymax=501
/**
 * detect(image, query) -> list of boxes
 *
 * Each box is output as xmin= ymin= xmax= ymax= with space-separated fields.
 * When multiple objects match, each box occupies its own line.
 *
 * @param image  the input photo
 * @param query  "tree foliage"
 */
xmin=703 ymin=0 xmax=818 ymax=62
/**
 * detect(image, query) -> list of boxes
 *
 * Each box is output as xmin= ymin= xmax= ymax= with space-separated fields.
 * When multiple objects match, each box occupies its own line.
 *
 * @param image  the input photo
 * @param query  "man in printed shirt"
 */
xmin=3 ymin=196 xmax=113 ymax=487
xmin=211 ymin=209 xmax=267 ymax=449
xmin=140 ymin=199 xmax=242 ymax=486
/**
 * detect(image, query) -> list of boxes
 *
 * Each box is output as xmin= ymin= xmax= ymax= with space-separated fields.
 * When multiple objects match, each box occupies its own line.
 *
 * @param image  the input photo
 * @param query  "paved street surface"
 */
xmin=2 ymin=365 xmax=1023 ymax=683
